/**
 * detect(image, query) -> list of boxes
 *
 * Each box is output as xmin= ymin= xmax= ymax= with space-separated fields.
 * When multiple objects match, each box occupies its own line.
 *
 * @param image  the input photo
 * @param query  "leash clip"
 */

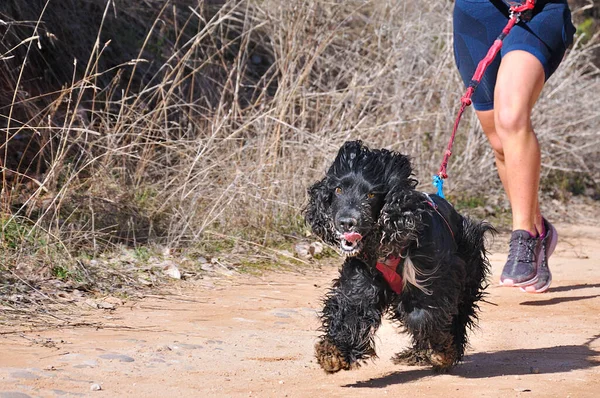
xmin=510 ymin=0 xmax=535 ymax=22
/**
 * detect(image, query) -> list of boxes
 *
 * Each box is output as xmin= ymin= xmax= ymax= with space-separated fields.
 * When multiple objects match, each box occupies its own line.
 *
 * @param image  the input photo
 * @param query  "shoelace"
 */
xmin=508 ymin=235 xmax=537 ymax=264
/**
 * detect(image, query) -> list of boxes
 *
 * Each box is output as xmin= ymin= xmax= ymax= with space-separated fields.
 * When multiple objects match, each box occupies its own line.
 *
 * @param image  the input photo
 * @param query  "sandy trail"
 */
xmin=1 ymin=223 xmax=599 ymax=397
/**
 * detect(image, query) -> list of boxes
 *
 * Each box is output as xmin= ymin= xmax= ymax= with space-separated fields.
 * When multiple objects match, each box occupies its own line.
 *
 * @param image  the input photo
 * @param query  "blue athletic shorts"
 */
xmin=453 ymin=0 xmax=576 ymax=111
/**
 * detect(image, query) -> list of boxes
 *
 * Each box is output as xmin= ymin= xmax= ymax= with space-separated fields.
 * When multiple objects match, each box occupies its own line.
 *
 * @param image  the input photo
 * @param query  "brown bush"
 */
xmin=0 ymin=0 xmax=598 ymax=267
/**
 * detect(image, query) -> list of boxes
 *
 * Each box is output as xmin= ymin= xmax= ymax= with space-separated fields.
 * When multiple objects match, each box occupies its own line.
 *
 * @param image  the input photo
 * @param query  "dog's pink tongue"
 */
xmin=343 ymin=232 xmax=362 ymax=243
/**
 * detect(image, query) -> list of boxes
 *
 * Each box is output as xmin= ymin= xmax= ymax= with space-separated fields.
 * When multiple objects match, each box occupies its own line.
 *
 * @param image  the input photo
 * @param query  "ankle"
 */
xmin=512 ymin=220 xmax=538 ymax=238
xmin=512 ymin=228 xmax=537 ymax=238
xmin=537 ymin=217 xmax=547 ymax=238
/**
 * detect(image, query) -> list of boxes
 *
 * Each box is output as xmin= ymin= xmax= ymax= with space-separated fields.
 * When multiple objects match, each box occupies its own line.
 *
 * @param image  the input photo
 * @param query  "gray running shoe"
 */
xmin=499 ymin=230 xmax=540 ymax=287
xmin=521 ymin=218 xmax=558 ymax=293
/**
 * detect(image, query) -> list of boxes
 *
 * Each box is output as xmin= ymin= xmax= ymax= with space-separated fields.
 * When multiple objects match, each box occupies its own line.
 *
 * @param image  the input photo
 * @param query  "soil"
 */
xmin=1 ymin=223 xmax=599 ymax=398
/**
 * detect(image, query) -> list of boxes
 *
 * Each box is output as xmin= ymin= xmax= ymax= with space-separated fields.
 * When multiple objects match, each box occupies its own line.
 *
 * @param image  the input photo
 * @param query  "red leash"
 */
xmin=433 ymin=0 xmax=536 ymax=197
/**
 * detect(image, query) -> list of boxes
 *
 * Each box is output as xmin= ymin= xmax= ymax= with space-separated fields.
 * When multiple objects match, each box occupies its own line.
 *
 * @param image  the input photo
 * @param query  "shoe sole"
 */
xmin=520 ymin=223 xmax=558 ymax=294
xmin=499 ymin=274 xmax=538 ymax=288
xmin=521 ymin=274 xmax=552 ymax=293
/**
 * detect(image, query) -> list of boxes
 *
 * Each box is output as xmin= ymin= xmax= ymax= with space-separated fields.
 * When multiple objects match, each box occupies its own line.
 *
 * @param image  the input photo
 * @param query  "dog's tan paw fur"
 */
xmin=391 ymin=348 xmax=431 ymax=366
xmin=429 ymin=346 xmax=458 ymax=373
xmin=315 ymin=339 xmax=351 ymax=373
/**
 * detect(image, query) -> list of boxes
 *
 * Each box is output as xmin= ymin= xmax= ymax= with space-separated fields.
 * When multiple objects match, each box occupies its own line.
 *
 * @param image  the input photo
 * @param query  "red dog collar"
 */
xmin=376 ymin=256 xmax=404 ymax=294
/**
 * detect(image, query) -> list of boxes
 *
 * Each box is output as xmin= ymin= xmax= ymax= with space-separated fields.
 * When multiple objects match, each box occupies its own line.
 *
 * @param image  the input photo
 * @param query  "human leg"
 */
xmin=493 ymin=50 xmax=545 ymax=235
xmin=493 ymin=0 xmax=575 ymax=291
xmin=453 ymin=1 xmax=574 ymax=292
xmin=492 ymin=50 xmax=554 ymax=288
xmin=471 ymin=134 xmax=550 ymax=289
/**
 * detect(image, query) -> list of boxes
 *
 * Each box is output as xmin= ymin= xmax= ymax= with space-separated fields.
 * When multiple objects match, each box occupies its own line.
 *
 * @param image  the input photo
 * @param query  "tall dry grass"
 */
xmin=0 ymin=0 xmax=599 ymax=279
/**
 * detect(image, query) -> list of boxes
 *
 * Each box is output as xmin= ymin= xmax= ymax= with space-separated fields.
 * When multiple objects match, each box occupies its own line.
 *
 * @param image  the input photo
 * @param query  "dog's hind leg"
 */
xmin=315 ymin=257 xmax=393 ymax=373
xmin=391 ymin=282 xmax=463 ymax=372
xmin=426 ymin=332 xmax=459 ymax=372
xmin=391 ymin=347 xmax=431 ymax=366
xmin=391 ymin=312 xmax=457 ymax=370
xmin=390 ymin=335 xmax=457 ymax=371
xmin=399 ymin=313 xmax=458 ymax=371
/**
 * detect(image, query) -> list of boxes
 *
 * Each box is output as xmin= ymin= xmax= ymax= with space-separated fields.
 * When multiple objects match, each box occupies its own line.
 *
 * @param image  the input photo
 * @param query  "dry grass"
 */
xmin=1 ymin=0 xmax=599 ymax=306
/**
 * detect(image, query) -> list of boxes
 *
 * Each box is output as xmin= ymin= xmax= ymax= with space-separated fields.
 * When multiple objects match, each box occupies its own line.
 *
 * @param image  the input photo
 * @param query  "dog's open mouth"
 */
xmin=339 ymin=232 xmax=363 ymax=256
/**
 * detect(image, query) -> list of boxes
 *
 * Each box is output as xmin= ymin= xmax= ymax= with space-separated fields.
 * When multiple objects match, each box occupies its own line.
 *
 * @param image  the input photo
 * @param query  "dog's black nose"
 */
xmin=338 ymin=217 xmax=357 ymax=231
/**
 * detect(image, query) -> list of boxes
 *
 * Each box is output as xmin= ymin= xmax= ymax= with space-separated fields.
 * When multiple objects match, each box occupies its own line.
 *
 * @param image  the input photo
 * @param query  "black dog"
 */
xmin=305 ymin=140 xmax=494 ymax=373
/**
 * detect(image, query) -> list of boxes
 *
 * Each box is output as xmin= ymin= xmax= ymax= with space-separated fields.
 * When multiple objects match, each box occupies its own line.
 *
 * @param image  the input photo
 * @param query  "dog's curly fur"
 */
xmin=305 ymin=141 xmax=494 ymax=373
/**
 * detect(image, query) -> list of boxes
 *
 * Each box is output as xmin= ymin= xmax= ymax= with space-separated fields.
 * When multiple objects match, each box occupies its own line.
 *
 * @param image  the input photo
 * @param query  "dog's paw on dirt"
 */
xmin=314 ymin=339 xmax=351 ymax=373
xmin=429 ymin=347 xmax=458 ymax=373
xmin=391 ymin=348 xmax=431 ymax=366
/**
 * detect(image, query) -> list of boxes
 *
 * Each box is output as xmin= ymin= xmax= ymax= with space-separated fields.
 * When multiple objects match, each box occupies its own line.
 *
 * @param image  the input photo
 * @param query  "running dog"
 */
xmin=305 ymin=140 xmax=494 ymax=373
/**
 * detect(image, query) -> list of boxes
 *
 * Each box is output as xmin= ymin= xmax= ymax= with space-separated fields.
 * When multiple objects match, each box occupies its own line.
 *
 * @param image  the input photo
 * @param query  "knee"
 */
xmin=495 ymin=107 xmax=531 ymax=137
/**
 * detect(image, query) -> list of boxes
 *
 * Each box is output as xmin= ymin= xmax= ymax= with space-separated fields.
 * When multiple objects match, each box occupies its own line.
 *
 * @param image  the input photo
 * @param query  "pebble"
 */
xmin=162 ymin=261 xmax=181 ymax=279
xmin=309 ymin=242 xmax=324 ymax=256
xmin=90 ymin=383 xmax=102 ymax=391
xmin=97 ymin=302 xmax=116 ymax=310
xmin=294 ymin=243 xmax=310 ymax=258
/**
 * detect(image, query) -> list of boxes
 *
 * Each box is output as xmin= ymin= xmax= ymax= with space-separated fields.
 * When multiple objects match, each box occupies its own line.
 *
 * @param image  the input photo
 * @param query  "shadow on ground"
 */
xmin=344 ymin=339 xmax=600 ymax=388
xmin=545 ymin=283 xmax=600 ymax=293
xmin=517 ymin=283 xmax=600 ymax=306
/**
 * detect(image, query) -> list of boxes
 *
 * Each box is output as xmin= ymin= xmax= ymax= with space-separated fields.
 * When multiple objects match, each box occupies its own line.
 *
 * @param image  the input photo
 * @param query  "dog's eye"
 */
xmin=367 ymin=192 xmax=375 ymax=199
xmin=335 ymin=187 xmax=342 ymax=195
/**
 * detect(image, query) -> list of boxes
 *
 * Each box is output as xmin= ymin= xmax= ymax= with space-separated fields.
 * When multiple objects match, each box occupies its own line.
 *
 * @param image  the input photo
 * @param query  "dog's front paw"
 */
xmin=315 ymin=339 xmax=351 ymax=373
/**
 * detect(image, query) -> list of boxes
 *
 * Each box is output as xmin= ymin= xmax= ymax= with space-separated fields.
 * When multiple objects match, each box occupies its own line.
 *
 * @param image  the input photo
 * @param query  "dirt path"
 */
xmin=1 ymin=224 xmax=599 ymax=398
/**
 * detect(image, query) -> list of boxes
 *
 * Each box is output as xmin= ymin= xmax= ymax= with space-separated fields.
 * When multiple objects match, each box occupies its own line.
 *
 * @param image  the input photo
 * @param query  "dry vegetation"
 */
xmin=0 ymin=0 xmax=599 ymax=314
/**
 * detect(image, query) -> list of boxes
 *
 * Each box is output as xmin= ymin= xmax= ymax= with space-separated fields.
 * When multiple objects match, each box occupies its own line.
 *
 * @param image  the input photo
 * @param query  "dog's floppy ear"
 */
xmin=305 ymin=177 xmax=336 ymax=243
xmin=378 ymin=151 xmax=423 ymax=255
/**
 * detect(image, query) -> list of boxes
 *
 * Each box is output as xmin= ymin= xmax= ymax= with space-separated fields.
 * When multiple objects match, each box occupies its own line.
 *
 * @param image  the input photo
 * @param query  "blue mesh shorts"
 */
xmin=453 ymin=0 xmax=576 ymax=111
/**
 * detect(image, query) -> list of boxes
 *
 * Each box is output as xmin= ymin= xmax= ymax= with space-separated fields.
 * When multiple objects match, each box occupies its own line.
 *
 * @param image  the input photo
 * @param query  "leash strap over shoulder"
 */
xmin=433 ymin=0 xmax=536 ymax=198
xmin=376 ymin=256 xmax=403 ymax=294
